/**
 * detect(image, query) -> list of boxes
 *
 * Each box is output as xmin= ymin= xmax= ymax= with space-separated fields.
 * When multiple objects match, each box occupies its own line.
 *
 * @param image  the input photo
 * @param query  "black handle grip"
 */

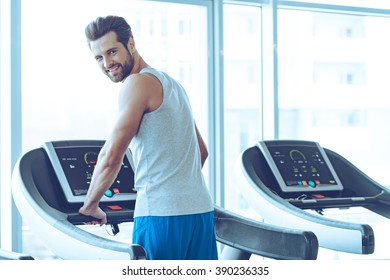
xmin=67 ymin=209 xmax=134 ymax=225
xmin=67 ymin=213 xmax=102 ymax=224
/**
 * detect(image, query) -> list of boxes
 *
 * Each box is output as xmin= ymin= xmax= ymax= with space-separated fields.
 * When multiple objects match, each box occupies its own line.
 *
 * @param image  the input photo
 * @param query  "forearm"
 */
xmin=82 ymin=150 xmax=122 ymax=211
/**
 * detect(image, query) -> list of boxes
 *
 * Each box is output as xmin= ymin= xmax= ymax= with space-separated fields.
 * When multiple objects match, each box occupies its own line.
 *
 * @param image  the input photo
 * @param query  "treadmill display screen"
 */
xmin=43 ymin=142 xmax=137 ymax=203
xmin=258 ymin=141 xmax=344 ymax=193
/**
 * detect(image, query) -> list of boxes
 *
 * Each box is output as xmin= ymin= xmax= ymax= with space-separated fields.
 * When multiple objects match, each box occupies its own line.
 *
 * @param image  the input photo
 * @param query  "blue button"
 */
xmin=104 ymin=189 xmax=113 ymax=197
xmin=308 ymin=180 xmax=316 ymax=188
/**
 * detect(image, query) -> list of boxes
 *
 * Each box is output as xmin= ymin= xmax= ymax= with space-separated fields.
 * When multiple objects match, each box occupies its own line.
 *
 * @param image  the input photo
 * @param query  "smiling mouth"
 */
xmin=107 ymin=64 xmax=120 ymax=74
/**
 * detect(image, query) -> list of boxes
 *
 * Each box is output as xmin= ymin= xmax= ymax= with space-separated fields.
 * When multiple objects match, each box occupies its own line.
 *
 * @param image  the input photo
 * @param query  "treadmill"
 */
xmin=11 ymin=140 xmax=318 ymax=260
xmin=239 ymin=140 xmax=390 ymax=255
xmin=0 ymin=249 xmax=34 ymax=260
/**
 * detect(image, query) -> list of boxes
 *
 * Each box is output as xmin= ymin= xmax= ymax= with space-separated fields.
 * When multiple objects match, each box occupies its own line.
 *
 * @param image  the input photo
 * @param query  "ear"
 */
xmin=128 ymin=37 xmax=136 ymax=54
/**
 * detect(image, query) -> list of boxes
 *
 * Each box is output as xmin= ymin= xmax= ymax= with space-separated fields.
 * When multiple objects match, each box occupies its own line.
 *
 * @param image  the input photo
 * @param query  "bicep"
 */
xmin=105 ymin=83 xmax=148 ymax=160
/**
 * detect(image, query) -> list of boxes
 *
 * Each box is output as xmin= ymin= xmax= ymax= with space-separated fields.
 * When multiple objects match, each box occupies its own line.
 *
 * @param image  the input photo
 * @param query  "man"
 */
xmin=79 ymin=15 xmax=218 ymax=260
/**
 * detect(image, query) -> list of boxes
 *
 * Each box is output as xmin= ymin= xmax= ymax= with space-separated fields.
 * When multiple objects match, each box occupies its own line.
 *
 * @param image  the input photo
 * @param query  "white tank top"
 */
xmin=130 ymin=67 xmax=213 ymax=217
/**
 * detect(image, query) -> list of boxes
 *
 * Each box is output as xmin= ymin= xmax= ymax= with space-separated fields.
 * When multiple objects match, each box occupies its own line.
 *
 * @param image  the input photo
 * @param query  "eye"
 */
xmin=109 ymin=49 xmax=117 ymax=56
xmin=95 ymin=55 xmax=103 ymax=62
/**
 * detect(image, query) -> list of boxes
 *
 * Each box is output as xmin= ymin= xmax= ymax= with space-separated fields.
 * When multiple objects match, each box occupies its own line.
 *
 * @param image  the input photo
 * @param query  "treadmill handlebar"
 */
xmin=69 ymin=206 xmax=319 ymax=260
xmin=67 ymin=211 xmax=133 ymax=225
xmin=213 ymin=205 xmax=318 ymax=260
xmin=67 ymin=213 xmax=102 ymax=224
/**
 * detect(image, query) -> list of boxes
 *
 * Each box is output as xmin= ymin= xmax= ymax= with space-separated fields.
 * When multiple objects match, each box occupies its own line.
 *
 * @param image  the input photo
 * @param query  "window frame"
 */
xmin=3 ymin=0 xmax=390 ymax=253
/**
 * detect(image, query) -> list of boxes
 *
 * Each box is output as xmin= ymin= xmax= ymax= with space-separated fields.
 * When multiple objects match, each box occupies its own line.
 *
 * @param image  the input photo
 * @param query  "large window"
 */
xmin=22 ymin=0 xmax=209 ymax=152
xmin=278 ymin=9 xmax=390 ymax=187
xmin=286 ymin=0 xmax=390 ymax=9
xmin=0 ymin=0 xmax=18 ymax=252
xmin=21 ymin=0 xmax=209 ymax=257
xmin=2 ymin=0 xmax=390 ymax=260
xmin=277 ymin=7 xmax=390 ymax=260
xmin=223 ymin=4 xmax=263 ymax=217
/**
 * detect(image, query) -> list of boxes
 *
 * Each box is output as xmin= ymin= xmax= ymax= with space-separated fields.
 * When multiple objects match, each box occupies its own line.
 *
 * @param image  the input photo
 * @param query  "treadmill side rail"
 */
xmin=214 ymin=206 xmax=318 ymax=260
xmin=0 ymin=249 xmax=34 ymax=260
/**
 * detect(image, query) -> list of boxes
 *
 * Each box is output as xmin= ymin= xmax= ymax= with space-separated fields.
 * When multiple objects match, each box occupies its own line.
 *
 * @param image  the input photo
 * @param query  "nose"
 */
xmin=102 ymin=56 xmax=113 ymax=69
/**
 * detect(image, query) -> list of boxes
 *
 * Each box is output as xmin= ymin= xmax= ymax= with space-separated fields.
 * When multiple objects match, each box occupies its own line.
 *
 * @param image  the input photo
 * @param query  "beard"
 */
xmin=106 ymin=50 xmax=135 ymax=83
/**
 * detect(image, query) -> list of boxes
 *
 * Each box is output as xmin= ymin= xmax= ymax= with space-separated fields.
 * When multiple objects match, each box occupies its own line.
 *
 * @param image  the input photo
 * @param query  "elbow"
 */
xmin=99 ymin=148 xmax=124 ymax=170
xmin=107 ymin=152 xmax=124 ymax=168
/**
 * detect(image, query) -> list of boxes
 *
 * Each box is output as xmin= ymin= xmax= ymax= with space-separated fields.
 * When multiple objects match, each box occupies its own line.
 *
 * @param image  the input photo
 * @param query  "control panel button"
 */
xmin=104 ymin=189 xmax=113 ymax=197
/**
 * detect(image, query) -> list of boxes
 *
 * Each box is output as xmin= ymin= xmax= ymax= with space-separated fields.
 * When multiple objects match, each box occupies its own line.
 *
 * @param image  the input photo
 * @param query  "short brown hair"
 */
xmin=85 ymin=15 xmax=133 ymax=48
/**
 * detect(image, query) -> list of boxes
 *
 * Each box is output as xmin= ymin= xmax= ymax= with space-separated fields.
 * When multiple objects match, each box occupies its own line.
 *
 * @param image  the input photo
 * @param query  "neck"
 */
xmin=131 ymin=52 xmax=149 ymax=74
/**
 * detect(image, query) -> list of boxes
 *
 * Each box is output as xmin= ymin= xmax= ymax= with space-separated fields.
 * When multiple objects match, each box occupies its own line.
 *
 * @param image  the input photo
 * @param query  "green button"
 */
xmin=104 ymin=189 xmax=113 ymax=197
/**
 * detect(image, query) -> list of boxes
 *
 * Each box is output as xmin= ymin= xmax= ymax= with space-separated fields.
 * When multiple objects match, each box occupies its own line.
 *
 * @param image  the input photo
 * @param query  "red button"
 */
xmin=106 ymin=205 xmax=123 ymax=211
xmin=311 ymin=194 xmax=325 ymax=199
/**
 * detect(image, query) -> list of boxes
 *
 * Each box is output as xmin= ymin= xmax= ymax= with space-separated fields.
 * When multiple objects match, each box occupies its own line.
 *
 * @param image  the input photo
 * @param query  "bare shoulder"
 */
xmin=122 ymin=72 xmax=160 ymax=94
xmin=119 ymin=72 xmax=163 ymax=112
xmin=128 ymin=70 xmax=161 ymax=86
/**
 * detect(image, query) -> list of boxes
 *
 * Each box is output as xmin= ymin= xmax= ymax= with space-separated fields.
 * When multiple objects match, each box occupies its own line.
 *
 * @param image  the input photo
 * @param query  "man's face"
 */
xmin=90 ymin=31 xmax=134 ymax=82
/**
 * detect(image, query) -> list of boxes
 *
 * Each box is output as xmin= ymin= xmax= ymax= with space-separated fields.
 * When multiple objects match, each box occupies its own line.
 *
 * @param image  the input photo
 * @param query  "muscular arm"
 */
xmin=79 ymin=74 xmax=162 ymax=224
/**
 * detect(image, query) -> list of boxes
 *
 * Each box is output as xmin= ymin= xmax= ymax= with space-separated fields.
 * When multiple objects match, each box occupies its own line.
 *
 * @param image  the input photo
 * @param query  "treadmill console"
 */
xmin=258 ymin=140 xmax=344 ymax=193
xmin=43 ymin=141 xmax=137 ymax=203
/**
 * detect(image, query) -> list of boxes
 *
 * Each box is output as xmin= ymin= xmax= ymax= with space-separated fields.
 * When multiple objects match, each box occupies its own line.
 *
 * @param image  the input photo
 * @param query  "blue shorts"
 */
xmin=132 ymin=211 xmax=218 ymax=260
